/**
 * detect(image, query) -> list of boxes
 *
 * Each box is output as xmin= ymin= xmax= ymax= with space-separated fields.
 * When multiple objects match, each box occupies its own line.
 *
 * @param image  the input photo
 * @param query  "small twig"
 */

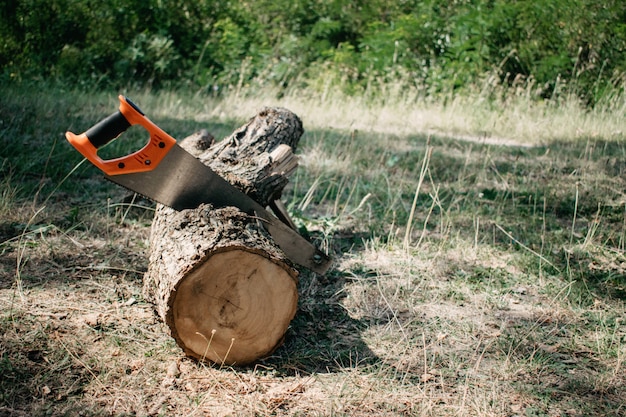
xmin=375 ymin=274 xmax=409 ymax=342
xmin=65 ymin=265 xmax=146 ymax=275
xmin=404 ymin=143 xmax=433 ymax=251
xmin=570 ymin=181 xmax=579 ymax=245
xmin=415 ymin=187 xmax=440 ymax=249
xmin=57 ymin=337 xmax=113 ymax=396
xmin=220 ymin=338 xmax=236 ymax=369
xmin=121 ymin=193 xmax=138 ymax=224
xmin=495 ymin=223 xmax=560 ymax=272
xmin=15 ymin=205 xmax=47 ymax=301
xmin=196 ymin=329 xmax=217 ymax=364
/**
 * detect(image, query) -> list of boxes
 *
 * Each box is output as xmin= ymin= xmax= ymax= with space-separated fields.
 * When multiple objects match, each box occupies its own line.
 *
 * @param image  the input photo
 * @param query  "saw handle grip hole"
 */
xmin=96 ymin=123 xmax=153 ymax=161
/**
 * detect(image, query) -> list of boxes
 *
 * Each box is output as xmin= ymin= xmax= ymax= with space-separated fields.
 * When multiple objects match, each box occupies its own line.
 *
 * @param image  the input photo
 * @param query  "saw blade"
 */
xmin=106 ymin=144 xmax=331 ymax=274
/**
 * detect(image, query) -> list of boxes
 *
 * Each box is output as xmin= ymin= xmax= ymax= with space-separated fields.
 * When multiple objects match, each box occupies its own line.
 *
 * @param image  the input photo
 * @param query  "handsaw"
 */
xmin=65 ymin=95 xmax=331 ymax=274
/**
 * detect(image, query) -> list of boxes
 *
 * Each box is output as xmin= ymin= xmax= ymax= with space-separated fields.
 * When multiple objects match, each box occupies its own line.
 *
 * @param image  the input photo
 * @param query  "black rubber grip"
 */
xmin=85 ymin=111 xmax=131 ymax=149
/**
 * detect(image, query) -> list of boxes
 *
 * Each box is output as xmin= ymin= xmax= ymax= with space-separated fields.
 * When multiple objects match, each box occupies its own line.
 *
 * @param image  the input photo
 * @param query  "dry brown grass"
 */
xmin=1 ymin=85 xmax=625 ymax=416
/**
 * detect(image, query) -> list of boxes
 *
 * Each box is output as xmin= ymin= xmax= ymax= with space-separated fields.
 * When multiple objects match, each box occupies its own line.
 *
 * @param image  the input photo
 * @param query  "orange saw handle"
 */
xmin=65 ymin=95 xmax=176 ymax=176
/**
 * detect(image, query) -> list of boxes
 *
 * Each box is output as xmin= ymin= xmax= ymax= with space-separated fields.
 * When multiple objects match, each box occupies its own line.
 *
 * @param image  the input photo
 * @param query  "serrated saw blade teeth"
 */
xmin=104 ymin=176 xmax=174 ymax=210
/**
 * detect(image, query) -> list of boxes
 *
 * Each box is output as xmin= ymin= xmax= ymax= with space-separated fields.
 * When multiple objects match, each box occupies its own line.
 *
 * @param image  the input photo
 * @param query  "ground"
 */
xmin=1 ymin=89 xmax=625 ymax=416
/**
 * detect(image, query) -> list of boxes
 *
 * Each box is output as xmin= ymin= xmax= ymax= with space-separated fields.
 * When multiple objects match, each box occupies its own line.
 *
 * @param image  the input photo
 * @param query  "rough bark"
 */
xmin=143 ymin=108 xmax=303 ymax=365
xmin=196 ymin=107 xmax=303 ymax=205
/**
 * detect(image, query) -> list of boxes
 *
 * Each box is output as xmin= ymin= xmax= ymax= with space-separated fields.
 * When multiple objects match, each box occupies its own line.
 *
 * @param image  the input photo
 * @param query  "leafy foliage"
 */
xmin=1 ymin=0 xmax=625 ymax=103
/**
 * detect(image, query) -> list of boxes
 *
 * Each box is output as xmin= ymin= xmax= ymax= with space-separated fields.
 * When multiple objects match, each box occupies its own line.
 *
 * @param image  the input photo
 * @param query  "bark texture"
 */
xmin=143 ymin=108 xmax=303 ymax=365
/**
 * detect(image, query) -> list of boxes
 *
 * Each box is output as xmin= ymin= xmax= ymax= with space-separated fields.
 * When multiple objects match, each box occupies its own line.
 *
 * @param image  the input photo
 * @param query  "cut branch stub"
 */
xmin=197 ymin=107 xmax=303 ymax=205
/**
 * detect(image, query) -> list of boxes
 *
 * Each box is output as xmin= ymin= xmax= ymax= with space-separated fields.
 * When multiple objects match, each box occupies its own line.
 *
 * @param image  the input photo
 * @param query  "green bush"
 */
xmin=1 ymin=0 xmax=624 ymax=104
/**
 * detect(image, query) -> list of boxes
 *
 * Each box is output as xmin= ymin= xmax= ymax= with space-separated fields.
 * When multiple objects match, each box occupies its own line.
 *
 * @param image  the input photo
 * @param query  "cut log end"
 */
xmin=168 ymin=249 xmax=298 ymax=365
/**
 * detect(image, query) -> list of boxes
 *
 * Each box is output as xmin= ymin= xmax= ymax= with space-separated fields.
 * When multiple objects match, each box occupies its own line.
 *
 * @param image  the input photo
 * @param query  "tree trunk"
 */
xmin=143 ymin=108 xmax=304 ymax=366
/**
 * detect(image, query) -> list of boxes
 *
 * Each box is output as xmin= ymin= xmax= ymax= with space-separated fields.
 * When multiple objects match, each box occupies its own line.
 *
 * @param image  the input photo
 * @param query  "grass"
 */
xmin=1 ymin=81 xmax=625 ymax=416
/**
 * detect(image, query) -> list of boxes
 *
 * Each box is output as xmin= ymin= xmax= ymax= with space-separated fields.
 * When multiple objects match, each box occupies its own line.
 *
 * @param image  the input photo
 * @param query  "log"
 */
xmin=143 ymin=108 xmax=305 ymax=365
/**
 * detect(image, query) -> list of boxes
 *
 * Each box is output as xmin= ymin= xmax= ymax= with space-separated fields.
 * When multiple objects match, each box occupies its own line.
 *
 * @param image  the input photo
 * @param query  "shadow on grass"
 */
xmin=500 ymin=314 xmax=626 ymax=417
xmin=0 ymin=311 xmax=106 ymax=417
xmin=264 ymin=267 xmax=380 ymax=375
xmin=422 ymin=135 xmax=626 ymax=303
